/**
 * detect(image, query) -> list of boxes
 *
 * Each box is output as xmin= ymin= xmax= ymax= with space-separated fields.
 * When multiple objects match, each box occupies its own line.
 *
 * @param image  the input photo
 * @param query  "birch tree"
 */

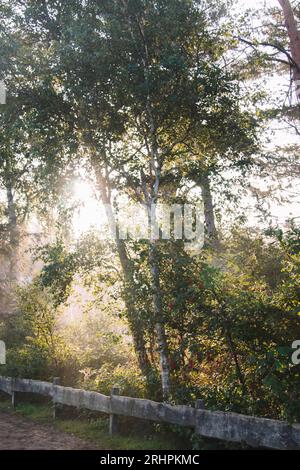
xmin=6 ymin=0 xmax=259 ymax=399
xmin=278 ymin=0 xmax=300 ymax=100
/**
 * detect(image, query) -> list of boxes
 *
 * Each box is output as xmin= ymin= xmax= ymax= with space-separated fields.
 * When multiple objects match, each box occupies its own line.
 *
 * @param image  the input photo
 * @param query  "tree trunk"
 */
xmin=278 ymin=0 xmax=300 ymax=100
xmin=120 ymin=0 xmax=171 ymax=400
xmin=199 ymin=173 xmax=219 ymax=247
xmin=92 ymin=160 xmax=152 ymax=378
xmin=6 ymin=182 xmax=17 ymax=242
xmin=145 ymin=104 xmax=171 ymax=400
xmin=149 ymin=238 xmax=170 ymax=401
xmin=115 ymin=235 xmax=153 ymax=378
xmin=6 ymin=177 xmax=18 ymax=282
xmin=144 ymin=117 xmax=171 ymax=400
xmin=225 ymin=330 xmax=247 ymax=396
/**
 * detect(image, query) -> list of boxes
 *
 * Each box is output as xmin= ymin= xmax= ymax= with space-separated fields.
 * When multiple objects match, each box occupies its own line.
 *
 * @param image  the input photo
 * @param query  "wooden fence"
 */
xmin=0 ymin=376 xmax=299 ymax=449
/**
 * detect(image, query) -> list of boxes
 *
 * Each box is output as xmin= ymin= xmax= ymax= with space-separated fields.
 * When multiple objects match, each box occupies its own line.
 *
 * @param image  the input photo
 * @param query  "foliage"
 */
xmin=79 ymin=364 xmax=146 ymax=399
xmin=0 ymin=1 xmax=300 ymax=450
xmin=0 ymin=283 xmax=75 ymax=381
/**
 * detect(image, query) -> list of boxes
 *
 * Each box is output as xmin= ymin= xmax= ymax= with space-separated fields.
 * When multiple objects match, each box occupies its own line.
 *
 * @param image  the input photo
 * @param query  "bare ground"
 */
xmin=0 ymin=411 xmax=97 ymax=450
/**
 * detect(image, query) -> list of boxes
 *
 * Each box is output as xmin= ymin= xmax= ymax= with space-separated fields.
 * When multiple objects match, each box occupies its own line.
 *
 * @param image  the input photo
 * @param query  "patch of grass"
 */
xmin=0 ymin=399 xmax=52 ymax=423
xmin=57 ymin=418 xmax=180 ymax=450
xmin=0 ymin=399 xmax=188 ymax=450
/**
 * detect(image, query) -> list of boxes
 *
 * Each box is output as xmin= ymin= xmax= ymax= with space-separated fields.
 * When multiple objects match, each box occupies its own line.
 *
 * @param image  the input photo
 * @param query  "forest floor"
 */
xmin=0 ymin=399 xmax=187 ymax=450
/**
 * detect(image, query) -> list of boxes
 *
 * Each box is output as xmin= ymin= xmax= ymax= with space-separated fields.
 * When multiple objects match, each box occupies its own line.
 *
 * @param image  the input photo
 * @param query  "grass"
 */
xmin=0 ymin=398 xmax=189 ymax=450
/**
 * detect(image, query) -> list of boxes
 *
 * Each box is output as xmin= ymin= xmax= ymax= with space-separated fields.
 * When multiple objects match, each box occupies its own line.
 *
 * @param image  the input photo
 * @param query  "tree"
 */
xmin=5 ymin=0 xmax=259 ymax=400
xmin=236 ymin=0 xmax=300 ymax=104
xmin=278 ymin=0 xmax=300 ymax=100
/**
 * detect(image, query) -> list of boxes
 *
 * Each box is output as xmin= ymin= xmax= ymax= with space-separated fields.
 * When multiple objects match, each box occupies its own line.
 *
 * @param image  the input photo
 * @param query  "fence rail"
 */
xmin=0 ymin=376 xmax=299 ymax=449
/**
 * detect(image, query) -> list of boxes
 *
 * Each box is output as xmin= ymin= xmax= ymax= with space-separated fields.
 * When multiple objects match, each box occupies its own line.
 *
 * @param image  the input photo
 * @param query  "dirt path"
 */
xmin=0 ymin=412 xmax=96 ymax=450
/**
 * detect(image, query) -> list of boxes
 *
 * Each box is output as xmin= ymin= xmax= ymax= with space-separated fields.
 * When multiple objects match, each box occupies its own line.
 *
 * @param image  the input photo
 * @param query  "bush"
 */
xmin=79 ymin=363 xmax=147 ymax=398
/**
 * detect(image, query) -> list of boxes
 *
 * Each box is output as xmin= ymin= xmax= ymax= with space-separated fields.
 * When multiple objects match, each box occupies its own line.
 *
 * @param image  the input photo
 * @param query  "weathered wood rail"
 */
xmin=0 ymin=376 xmax=299 ymax=449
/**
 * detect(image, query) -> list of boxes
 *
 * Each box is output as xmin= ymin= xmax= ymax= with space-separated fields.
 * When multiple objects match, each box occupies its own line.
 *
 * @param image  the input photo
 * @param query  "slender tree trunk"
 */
xmin=140 ymin=34 xmax=171 ymax=399
xmin=120 ymin=0 xmax=171 ymax=400
xmin=225 ymin=330 xmax=247 ymax=396
xmin=149 ymin=237 xmax=170 ymax=401
xmin=145 ymin=118 xmax=171 ymax=401
xmin=199 ymin=173 xmax=219 ymax=247
xmin=6 ymin=183 xmax=17 ymax=240
xmin=6 ymin=177 xmax=18 ymax=282
xmin=115 ymin=235 xmax=152 ymax=378
xmin=278 ymin=0 xmax=300 ymax=100
xmin=92 ymin=159 xmax=152 ymax=378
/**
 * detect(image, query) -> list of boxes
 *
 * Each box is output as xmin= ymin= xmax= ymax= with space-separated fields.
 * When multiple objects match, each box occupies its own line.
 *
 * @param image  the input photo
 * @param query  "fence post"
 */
xmin=11 ymin=391 xmax=16 ymax=409
xmin=195 ymin=399 xmax=205 ymax=410
xmin=11 ymin=378 xmax=16 ymax=409
xmin=109 ymin=385 xmax=120 ymax=436
xmin=52 ymin=377 xmax=60 ymax=420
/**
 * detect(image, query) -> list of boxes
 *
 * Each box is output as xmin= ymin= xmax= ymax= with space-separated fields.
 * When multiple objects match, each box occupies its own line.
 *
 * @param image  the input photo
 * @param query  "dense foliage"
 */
xmin=0 ymin=1 xmax=300 ymax=450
